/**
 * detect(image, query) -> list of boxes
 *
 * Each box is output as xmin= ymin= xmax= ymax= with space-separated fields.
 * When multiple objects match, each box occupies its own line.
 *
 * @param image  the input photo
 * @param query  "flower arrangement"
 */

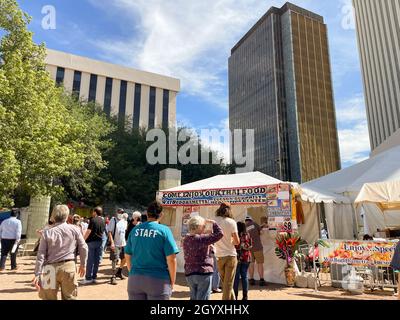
xmin=275 ymin=232 xmax=301 ymax=267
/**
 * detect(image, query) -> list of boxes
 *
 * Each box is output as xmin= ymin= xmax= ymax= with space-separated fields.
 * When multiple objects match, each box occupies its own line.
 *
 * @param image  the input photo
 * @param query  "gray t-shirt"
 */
xmin=246 ymin=221 xmax=263 ymax=252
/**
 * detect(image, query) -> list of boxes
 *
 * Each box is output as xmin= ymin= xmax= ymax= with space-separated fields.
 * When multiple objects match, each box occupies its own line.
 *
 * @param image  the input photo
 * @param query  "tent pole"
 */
xmin=353 ymin=203 xmax=359 ymax=240
xmin=316 ymin=203 xmax=322 ymax=239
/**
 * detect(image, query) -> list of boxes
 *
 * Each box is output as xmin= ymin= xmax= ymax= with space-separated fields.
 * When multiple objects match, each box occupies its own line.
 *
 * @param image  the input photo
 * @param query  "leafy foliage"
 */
xmin=275 ymin=232 xmax=302 ymax=266
xmin=0 ymin=0 xmax=113 ymax=206
xmin=87 ymin=125 xmax=233 ymax=207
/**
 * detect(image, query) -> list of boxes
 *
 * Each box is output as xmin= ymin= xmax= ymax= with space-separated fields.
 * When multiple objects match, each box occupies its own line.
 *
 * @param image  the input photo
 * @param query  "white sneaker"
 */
xmin=80 ymin=279 xmax=94 ymax=285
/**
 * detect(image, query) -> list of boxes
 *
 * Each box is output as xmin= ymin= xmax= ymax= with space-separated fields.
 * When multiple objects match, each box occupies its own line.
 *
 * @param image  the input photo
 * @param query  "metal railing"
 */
xmin=312 ymin=239 xmax=399 ymax=294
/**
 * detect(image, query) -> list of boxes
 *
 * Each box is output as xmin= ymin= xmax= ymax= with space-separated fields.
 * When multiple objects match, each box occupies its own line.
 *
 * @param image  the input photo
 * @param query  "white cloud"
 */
xmin=86 ymin=0 xmax=368 ymax=166
xmin=338 ymin=122 xmax=370 ymax=165
xmin=336 ymin=94 xmax=368 ymax=126
xmin=87 ymin=0 xmax=321 ymax=108
xmin=336 ymin=94 xmax=371 ymax=166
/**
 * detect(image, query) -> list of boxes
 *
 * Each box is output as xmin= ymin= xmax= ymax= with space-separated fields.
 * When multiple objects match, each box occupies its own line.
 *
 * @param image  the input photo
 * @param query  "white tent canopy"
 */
xmin=161 ymin=171 xmax=282 ymax=192
xmin=355 ymin=181 xmax=400 ymax=204
xmin=297 ymin=185 xmax=351 ymax=204
xmin=300 ymin=145 xmax=400 ymax=239
xmin=301 ymin=145 xmax=400 ymax=197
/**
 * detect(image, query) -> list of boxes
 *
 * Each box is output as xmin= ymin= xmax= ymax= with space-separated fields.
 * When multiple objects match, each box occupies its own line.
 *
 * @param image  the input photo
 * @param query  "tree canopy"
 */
xmin=0 ymin=0 xmax=113 ymax=207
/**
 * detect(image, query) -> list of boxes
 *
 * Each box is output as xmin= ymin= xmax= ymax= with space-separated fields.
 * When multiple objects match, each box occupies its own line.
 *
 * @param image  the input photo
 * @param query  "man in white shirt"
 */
xmin=0 ymin=209 xmax=22 ymax=271
xmin=108 ymin=210 xmax=128 ymax=285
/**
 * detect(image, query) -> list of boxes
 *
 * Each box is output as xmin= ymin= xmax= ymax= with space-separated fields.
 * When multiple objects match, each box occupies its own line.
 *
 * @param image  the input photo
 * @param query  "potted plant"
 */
xmin=275 ymin=232 xmax=301 ymax=286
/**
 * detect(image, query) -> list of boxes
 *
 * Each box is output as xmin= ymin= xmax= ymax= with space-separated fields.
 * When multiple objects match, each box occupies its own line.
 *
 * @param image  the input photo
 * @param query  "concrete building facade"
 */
xmin=229 ymin=2 xmax=340 ymax=183
xmin=45 ymin=49 xmax=180 ymax=129
xmin=353 ymin=0 xmax=400 ymax=151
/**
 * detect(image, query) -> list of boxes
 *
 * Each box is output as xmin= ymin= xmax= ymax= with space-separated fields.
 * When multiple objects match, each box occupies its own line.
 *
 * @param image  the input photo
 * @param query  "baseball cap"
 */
xmin=245 ymin=216 xmax=253 ymax=221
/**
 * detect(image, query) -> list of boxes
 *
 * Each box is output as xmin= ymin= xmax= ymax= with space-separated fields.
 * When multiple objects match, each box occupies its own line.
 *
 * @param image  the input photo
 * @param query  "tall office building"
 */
xmin=45 ymin=49 xmax=180 ymax=129
xmin=353 ymin=0 xmax=400 ymax=151
xmin=229 ymin=2 xmax=340 ymax=183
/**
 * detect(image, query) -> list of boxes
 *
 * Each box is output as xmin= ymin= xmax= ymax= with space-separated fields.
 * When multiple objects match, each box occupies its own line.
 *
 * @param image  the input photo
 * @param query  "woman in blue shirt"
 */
xmin=125 ymin=201 xmax=179 ymax=300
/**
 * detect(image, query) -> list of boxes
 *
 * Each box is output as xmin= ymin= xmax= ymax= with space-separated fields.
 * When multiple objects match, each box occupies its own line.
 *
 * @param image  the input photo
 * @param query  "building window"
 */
xmin=72 ymin=71 xmax=82 ymax=96
xmin=148 ymin=86 xmax=156 ymax=129
xmin=118 ymin=80 xmax=127 ymax=126
xmin=88 ymin=74 xmax=98 ymax=102
xmin=104 ymin=77 xmax=113 ymax=116
xmin=133 ymin=84 xmax=141 ymax=128
xmin=162 ymin=89 xmax=169 ymax=128
xmin=56 ymin=67 xmax=65 ymax=85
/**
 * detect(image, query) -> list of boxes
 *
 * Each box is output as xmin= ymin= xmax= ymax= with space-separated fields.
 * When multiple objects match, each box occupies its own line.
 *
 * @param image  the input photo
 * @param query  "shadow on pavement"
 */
xmin=0 ymin=287 xmax=36 ymax=294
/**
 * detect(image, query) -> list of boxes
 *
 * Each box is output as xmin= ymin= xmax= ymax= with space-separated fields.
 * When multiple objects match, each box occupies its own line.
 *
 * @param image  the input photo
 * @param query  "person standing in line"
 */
xmin=81 ymin=217 xmax=89 ymax=235
xmin=82 ymin=206 xmax=105 ymax=284
xmin=125 ymin=201 xmax=179 ymax=300
xmin=214 ymin=202 xmax=240 ymax=300
xmin=72 ymin=215 xmax=84 ymax=235
xmin=99 ymin=213 xmax=110 ymax=264
xmin=108 ymin=212 xmax=128 ymax=285
xmin=126 ymin=211 xmax=142 ymax=240
xmin=182 ymin=216 xmax=224 ymax=300
xmin=0 ymin=209 xmax=22 ymax=272
xmin=233 ymin=221 xmax=253 ymax=300
xmin=32 ymin=205 xmax=88 ymax=300
xmin=245 ymin=216 xmax=266 ymax=286
xmin=211 ymin=245 xmax=222 ymax=293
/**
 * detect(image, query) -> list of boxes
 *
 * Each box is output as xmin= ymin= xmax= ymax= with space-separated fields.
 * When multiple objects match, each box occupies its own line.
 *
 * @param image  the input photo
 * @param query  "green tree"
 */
xmin=94 ymin=125 xmax=232 ymax=207
xmin=0 ymin=0 xmax=113 ymax=206
xmin=56 ymin=94 xmax=114 ymax=204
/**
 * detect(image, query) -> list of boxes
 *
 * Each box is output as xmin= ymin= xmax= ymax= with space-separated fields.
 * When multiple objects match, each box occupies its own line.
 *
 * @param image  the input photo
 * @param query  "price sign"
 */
xmin=282 ymin=220 xmax=292 ymax=233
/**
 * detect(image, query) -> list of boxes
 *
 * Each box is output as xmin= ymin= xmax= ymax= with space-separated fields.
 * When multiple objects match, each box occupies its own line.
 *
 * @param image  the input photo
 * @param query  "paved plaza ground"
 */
xmin=0 ymin=256 xmax=397 ymax=300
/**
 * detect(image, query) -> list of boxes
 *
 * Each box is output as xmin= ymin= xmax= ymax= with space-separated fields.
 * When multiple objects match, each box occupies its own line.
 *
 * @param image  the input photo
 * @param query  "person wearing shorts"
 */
xmin=108 ymin=210 xmax=128 ymax=285
xmin=245 ymin=216 xmax=266 ymax=286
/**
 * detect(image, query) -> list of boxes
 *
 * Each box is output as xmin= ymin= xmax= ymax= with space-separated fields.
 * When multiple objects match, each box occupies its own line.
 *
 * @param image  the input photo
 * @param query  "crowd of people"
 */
xmin=11 ymin=201 xmax=268 ymax=300
xmin=1 ymin=201 xmax=400 ymax=300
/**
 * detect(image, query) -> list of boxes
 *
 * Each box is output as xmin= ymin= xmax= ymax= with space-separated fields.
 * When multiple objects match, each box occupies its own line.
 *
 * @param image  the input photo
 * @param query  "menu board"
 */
xmin=181 ymin=206 xmax=200 ymax=237
xmin=266 ymin=184 xmax=296 ymax=232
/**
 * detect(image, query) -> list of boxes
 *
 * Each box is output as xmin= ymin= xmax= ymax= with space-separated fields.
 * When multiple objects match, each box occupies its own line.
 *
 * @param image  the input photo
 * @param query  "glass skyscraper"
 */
xmin=229 ymin=2 xmax=341 ymax=183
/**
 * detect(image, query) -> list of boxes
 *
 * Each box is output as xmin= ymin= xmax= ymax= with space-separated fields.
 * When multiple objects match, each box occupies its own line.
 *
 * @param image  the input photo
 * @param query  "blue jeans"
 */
xmin=186 ymin=274 xmax=213 ymax=300
xmin=233 ymin=262 xmax=250 ymax=299
xmin=99 ymin=232 xmax=107 ymax=263
xmin=212 ymin=254 xmax=220 ymax=290
xmin=85 ymin=240 xmax=102 ymax=280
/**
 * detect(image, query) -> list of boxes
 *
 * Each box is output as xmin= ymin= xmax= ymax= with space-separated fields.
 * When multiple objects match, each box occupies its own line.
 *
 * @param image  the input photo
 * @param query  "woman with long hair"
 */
xmin=233 ymin=221 xmax=253 ymax=300
xmin=214 ymin=202 xmax=240 ymax=300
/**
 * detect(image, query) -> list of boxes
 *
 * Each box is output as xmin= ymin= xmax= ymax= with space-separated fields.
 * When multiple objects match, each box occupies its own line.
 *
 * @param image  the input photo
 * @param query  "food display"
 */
xmin=322 ymin=241 xmax=397 ymax=266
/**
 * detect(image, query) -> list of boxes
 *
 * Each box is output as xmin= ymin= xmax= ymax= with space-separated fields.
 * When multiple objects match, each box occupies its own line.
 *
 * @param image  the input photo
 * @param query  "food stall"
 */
xmin=157 ymin=171 xmax=309 ymax=285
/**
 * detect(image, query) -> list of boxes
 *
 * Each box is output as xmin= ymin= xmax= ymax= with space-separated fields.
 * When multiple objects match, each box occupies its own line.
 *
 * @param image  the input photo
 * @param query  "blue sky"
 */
xmin=18 ymin=0 xmax=370 ymax=168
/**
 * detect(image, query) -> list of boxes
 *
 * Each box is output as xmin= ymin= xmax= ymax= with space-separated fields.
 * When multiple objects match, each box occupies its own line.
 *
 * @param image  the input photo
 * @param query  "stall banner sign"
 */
xmin=319 ymin=240 xmax=397 ymax=267
xmin=161 ymin=186 xmax=268 ymax=206
xmin=181 ymin=207 xmax=200 ymax=237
